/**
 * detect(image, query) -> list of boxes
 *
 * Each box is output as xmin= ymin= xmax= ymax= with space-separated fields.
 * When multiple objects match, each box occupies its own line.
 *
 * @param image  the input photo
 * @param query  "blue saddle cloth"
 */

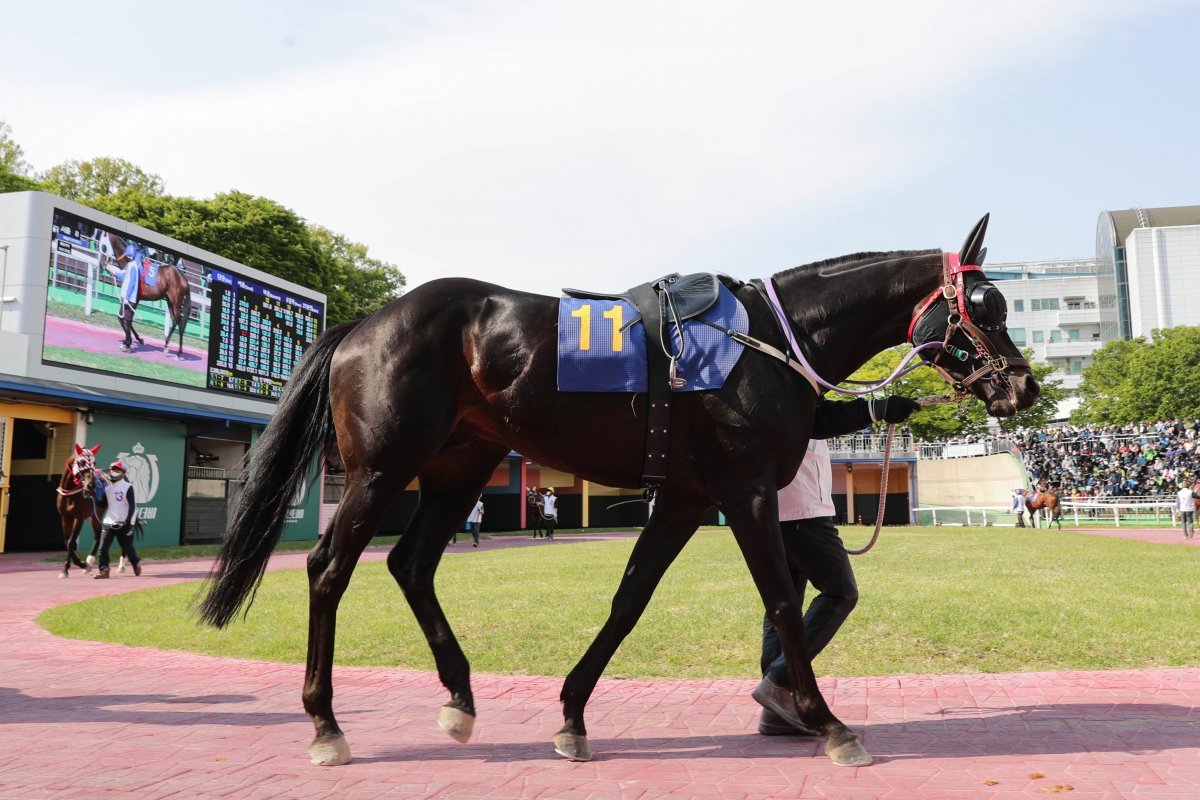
xmin=142 ymin=262 xmax=159 ymax=288
xmin=557 ymin=283 xmax=749 ymax=392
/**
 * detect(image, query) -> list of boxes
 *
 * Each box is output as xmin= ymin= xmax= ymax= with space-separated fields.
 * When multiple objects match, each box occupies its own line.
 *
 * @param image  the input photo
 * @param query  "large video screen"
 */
xmin=42 ymin=208 xmax=325 ymax=401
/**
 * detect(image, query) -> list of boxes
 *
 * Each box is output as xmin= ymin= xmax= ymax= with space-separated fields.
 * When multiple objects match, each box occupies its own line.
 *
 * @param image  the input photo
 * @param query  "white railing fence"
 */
xmin=915 ymin=497 xmax=1180 ymax=527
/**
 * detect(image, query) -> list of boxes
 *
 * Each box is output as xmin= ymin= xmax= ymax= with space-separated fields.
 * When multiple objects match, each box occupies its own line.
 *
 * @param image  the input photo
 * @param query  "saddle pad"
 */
xmin=557 ymin=283 xmax=749 ymax=392
xmin=141 ymin=260 xmax=160 ymax=291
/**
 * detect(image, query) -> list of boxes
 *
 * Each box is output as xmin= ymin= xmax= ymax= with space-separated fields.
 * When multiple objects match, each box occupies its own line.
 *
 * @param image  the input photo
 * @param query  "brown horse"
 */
xmin=526 ymin=487 xmax=546 ymax=538
xmin=199 ymin=216 xmax=1038 ymax=769
xmin=1022 ymin=490 xmax=1062 ymax=529
xmin=55 ymin=444 xmax=103 ymax=578
xmin=97 ymin=231 xmax=195 ymax=359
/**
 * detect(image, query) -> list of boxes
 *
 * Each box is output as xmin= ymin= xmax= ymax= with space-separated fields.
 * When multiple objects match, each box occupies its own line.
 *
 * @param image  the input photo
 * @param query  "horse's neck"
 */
xmin=773 ymin=250 xmax=942 ymax=385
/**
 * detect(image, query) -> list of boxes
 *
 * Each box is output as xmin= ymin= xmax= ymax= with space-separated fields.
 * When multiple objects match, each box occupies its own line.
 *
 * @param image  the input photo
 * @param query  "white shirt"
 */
xmin=542 ymin=494 xmax=558 ymax=518
xmin=467 ymin=500 xmax=484 ymax=523
xmin=776 ymin=440 xmax=835 ymax=521
xmin=103 ymin=477 xmax=136 ymax=525
xmin=1177 ymin=487 xmax=1196 ymax=513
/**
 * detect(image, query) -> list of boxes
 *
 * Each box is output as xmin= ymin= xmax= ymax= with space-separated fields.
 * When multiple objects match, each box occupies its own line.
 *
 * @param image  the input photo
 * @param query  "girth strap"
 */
xmin=629 ymin=282 xmax=672 ymax=487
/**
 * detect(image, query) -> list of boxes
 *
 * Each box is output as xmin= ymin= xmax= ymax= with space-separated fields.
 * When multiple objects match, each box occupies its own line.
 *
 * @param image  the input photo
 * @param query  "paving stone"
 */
xmin=1 ymin=530 xmax=1197 ymax=798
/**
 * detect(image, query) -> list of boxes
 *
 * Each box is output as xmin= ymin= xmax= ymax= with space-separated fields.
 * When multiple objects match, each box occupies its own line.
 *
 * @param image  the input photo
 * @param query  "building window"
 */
xmin=1044 ymin=298 xmax=1060 ymax=310
xmin=1071 ymin=360 xmax=1083 ymax=374
xmin=1009 ymin=328 xmax=1026 ymax=346
xmin=1013 ymin=299 xmax=1024 ymax=312
xmin=1031 ymin=299 xmax=1041 ymax=311
xmin=1032 ymin=330 xmax=1044 ymax=343
xmin=1049 ymin=330 xmax=1062 ymax=343
xmin=1069 ymin=329 xmax=1081 ymax=341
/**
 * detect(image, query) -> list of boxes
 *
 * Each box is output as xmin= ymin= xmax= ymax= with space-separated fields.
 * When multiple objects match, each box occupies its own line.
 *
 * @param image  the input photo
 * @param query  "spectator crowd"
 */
xmin=937 ymin=420 xmax=1200 ymax=499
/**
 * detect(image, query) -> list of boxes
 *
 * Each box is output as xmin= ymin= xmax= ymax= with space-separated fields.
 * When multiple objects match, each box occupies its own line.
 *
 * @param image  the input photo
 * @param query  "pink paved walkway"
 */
xmin=1 ymin=533 xmax=1197 ymax=799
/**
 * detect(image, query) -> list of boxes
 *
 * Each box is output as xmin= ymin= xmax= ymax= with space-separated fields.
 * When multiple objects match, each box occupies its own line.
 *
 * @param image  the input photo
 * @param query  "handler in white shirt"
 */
xmin=752 ymin=395 xmax=920 ymax=735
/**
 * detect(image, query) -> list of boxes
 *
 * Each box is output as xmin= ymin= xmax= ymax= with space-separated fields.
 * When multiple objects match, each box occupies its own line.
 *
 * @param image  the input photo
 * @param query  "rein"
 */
xmin=844 ymin=394 xmax=956 ymax=555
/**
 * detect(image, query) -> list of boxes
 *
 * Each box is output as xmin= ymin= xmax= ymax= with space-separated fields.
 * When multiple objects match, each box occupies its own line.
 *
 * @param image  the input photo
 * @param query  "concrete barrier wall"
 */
xmin=916 ymin=453 xmax=1028 ymax=507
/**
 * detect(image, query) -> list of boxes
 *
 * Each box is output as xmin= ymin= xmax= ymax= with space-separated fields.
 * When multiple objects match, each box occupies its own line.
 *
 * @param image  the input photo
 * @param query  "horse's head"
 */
xmin=908 ymin=215 xmax=1039 ymax=418
xmin=97 ymin=231 xmax=129 ymax=269
xmin=68 ymin=443 xmax=101 ymax=489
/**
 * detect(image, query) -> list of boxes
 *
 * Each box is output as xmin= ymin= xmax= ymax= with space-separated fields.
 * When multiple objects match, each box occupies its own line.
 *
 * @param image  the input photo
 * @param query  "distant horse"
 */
xmin=97 ymin=231 xmax=194 ymax=359
xmin=55 ymin=444 xmax=103 ymax=578
xmin=526 ymin=488 xmax=546 ymax=538
xmin=199 ymin=216 xmax=1038 ymax=769
xmin=1022 ymin=490 xmax=1062 ymax=529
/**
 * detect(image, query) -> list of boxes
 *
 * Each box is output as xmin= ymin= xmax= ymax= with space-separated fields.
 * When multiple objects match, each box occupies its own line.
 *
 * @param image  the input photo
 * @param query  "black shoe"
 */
xmin=751 ymin=678 xmax=819 ymax=736
xmin=757 ymin=707 xmax=819 ymax=736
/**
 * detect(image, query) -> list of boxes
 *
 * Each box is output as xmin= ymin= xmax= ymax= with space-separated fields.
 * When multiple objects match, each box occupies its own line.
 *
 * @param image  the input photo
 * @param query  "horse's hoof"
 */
xmin=552 ymin=732 xmax=594 ymax=762
xmin=308 ymin=734 xmax=352 ymax=766
xmin=437 ymin=705 xmax=475 ymax=743
xmin=58 ymin=570 xmax=68 ymax=579
xmin=86 ymin=555 xmax=96 ymax=568
xmin=826 ymin=737 xmax=873 ymax=767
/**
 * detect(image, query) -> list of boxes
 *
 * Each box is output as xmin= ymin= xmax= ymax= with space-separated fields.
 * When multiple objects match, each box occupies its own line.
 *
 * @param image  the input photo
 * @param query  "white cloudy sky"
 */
xmin=3 ymin=0 xmax=1198 ymax=294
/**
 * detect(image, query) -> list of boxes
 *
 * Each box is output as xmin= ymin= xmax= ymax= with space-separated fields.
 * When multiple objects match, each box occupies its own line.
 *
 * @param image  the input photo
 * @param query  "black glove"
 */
xmin=872 ymin=396 xmax=921 ymax=424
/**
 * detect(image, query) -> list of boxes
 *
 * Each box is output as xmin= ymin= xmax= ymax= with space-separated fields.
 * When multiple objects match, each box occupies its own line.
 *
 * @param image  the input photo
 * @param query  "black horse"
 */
xmin=199 ymin=216 xmax=1037 ymax=768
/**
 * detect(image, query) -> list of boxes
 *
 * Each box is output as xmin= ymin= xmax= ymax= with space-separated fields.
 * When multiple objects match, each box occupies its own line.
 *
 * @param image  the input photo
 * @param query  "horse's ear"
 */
xmin=958 ymin=213 xmax=990 ymax=266
xmin=74 ymin=443 xmax=84 ymax=455
xmin=975 ymin=247 xmax=987 ymax=268
xmin=90 ymin=444 xmax=101 ymax=454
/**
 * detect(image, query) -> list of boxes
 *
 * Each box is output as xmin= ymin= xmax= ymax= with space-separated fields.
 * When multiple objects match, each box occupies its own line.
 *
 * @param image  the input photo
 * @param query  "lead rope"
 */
xmin=844 ymin=394 xmax=959 ymax=555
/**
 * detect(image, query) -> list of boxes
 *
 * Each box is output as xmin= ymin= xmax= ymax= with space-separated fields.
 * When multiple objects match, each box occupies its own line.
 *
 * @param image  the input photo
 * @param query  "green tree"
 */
xmin=310 ymin=226 xmax=406 ymax=323
xmin=997 ymin=350 xmax=1067 ymax=432
xmin=1074 ymin=327 xmax=1200 ymax=424
xmin=840 ymin=346 xmax=989 ymax=440
xmin=0 ymin=120 xmax=29 ymax=176
xmin=39 ymin=157 xmax=166 ymax=201
xmin=1071 ymin=338 xmax=1146 ymax=424
xmin=0 ymin=120 xmax=38 ymax=192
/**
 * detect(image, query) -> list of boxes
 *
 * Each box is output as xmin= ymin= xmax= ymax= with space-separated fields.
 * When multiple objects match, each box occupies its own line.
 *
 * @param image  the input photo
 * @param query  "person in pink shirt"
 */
xmin=752 ymin=395 xmax=919 ymax=735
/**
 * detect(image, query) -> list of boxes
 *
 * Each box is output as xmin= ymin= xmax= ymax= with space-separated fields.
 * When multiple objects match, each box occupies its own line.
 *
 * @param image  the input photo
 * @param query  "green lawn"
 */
xmin=42 ymin=345 xmax=206 ymax=387
xmin=37 ymin=526 xmax=1200 ymax=678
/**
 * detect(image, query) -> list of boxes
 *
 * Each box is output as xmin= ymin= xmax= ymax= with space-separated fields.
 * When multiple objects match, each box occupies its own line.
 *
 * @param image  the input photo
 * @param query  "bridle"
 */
xmin=906 ymin=252 xmax=1029 ymax=405
xmin=57 ymin=453 xmax=96 ymax=498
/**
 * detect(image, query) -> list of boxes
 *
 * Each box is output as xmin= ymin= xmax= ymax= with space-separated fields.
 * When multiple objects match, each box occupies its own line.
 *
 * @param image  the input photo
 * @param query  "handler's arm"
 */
xmin=125 ymin=485 xmax=137 ymax=526
xmin=810 ymin=396 xmax=921 ymax=439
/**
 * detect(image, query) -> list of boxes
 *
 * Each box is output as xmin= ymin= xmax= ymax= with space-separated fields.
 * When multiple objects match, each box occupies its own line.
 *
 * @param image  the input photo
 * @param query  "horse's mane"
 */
xmin=773 ymin=249 xmax=939 ymax=281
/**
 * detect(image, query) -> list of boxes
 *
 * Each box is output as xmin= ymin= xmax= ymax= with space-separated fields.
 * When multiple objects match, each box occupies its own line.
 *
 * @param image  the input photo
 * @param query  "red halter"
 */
xmin=906 ymin=252 xmax=1029 ymax=400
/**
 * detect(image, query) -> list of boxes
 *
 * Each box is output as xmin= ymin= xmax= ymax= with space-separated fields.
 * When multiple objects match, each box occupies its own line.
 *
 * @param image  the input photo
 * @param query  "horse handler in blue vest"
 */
xmin=752 ymin=395 xmax=920 ymax=735
xmin=93 ymin=461 xmax=143 ymax=579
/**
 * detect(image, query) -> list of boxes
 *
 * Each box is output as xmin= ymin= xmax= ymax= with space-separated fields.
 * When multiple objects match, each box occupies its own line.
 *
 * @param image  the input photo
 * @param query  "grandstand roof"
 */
xmin=1104 ymin=205 xmax=1200 ymax=245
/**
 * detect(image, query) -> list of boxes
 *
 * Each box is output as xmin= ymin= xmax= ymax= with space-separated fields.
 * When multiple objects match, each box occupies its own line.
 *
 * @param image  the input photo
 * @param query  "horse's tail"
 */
xmin=196 ymin=319 xmax=363 ymax=628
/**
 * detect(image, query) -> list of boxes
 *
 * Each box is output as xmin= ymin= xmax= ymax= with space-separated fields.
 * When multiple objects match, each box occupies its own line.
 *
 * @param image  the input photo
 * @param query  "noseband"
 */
xmin=907 ymin=253 xmax=1028 ymax=402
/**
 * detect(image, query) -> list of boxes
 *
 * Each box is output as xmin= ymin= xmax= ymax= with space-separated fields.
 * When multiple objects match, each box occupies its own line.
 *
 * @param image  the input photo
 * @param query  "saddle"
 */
xmin=562 ymin=272 xmax=731 ymax=490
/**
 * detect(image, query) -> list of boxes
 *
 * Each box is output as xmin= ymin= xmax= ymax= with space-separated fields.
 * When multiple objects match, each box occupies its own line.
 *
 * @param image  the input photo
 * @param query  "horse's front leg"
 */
xmin=60 ymin=516 xmax=84 ymax=577
xmin=555 ymin=495 xmax=709 ymax=761
xmin=722 ymin=479 xmax=872 ymax=767
xmin=303 ymin=473 xmax=399 ymax=766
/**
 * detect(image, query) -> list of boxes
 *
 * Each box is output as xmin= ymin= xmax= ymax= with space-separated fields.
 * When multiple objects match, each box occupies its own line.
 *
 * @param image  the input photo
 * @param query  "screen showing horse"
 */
xmin=41 ymin=208 xmax=325 ymax=401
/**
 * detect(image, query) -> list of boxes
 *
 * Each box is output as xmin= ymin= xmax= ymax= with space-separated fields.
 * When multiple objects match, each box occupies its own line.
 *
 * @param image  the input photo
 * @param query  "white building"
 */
xmin=988 ymin=259 xmax=1103 ymax=398
xmin=1096 ymin=206 xmax=1200 ymax=340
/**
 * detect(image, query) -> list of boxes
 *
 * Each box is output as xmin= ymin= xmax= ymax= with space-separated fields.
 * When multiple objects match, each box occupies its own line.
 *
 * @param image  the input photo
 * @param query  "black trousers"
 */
xmin=97 ymin=522 xmax=139 ymax=570
xmin=760 ymin=516 xmax=859 ymax=686
xmin=118 ymin=300 xmax=140 ymax=346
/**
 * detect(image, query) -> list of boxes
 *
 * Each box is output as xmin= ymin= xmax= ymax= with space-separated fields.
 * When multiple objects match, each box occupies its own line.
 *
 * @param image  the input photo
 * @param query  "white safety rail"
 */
xmin=1061 ymin=498 xmax=1178 ymax=527
xmin=827 ymin=432 xmax=916 ymax=458
xmin=913 ymin=506 xmax=1021 ymax=526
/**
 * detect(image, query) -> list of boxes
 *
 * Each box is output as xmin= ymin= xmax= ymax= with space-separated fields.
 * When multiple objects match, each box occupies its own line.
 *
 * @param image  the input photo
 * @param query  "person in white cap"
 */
xmin=93 ymin=460 xmax=142 ymax=579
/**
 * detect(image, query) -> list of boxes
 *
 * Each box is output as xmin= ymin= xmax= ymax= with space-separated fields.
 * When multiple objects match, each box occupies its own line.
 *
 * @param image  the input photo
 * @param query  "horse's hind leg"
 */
xmin=304 ymin=470 xmax=408 ymax=766
xmin=723 ymin=478 xmax=870 ymax=767
xmin=555 ymin=494 xmax=709 ymax=761
xmin=387 ymin=442 xmax=508 ymax=744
